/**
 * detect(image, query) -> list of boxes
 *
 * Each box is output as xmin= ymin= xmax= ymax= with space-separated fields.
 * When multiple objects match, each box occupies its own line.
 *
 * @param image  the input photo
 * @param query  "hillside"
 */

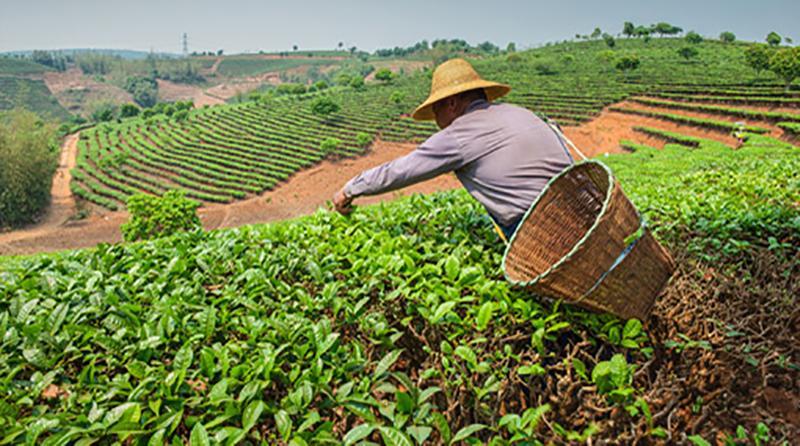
xmin=0 ymin=76 xmax=72 ymax=121
xmin=0 ymin=36 xmax=798 ymax=443
xmin=67 ymin=38 xmax=799 ymax=213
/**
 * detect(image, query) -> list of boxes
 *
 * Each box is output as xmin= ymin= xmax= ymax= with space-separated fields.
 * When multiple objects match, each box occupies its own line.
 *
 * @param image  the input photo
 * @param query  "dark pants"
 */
xmin=490 ymin=214 xmax=522 ymax=241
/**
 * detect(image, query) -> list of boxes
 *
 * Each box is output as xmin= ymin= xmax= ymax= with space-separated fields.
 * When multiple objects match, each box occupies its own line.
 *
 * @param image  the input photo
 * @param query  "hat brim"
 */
xmin=411 ymin=81 xmax=511 ymax=121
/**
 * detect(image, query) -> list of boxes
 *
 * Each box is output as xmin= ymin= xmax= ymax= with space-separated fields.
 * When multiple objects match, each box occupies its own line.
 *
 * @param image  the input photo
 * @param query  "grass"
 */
xmin=0 ymin=57 xmax=50 ymax=75
xmin=216 ymin=57 xmax=338 ymax=77
xmin=0 ymin=77 xmax=72 ymax=121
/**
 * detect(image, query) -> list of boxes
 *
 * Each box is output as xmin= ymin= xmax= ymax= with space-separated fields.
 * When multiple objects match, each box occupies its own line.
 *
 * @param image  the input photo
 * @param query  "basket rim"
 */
xmin=501 ymin=160 xmax=615 ymax=287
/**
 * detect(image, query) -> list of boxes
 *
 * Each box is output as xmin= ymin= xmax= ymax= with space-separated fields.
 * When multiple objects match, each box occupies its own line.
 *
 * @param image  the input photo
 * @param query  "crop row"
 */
xmin=629 ymin=97 xmax=800 ymax=123
xmin=649 ymin=92 xmax=800 ymax=107
xmin=609 ymin=106 xmax=770 ymax=134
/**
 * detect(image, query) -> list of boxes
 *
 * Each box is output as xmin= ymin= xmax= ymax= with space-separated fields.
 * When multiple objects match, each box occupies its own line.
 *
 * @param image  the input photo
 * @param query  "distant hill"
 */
xmin=1 ymin=49 xmax=180 ymax=60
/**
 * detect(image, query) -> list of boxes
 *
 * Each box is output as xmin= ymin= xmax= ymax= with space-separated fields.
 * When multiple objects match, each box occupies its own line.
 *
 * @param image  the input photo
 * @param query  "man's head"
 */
xmin=411 ymin=58 xmax=511 ymax=122
xmin=431 ymin=88 xmax=487 ymax=129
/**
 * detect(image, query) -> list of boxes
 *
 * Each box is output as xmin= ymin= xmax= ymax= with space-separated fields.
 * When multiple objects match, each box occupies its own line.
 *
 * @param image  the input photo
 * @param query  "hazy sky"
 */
xmin=1 ymin=0 xmax=798 ymax=54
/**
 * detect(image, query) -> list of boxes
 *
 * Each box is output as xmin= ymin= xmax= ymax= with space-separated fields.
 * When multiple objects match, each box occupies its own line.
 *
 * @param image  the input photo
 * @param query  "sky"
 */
xmin=1 ymin=0 xmax=798 ymax=54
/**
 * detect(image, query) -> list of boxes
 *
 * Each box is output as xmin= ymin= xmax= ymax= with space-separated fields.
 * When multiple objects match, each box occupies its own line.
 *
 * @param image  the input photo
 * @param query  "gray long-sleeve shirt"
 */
xmin=344 ymin=99 xmax=574 ymax=226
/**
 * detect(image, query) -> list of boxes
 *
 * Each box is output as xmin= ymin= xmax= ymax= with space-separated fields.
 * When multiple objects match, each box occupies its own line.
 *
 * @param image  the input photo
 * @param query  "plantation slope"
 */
xmin=0 ymin=139 xmax=459 ymax=255
xmin=0 ymin=133 xmax=797 ymax=444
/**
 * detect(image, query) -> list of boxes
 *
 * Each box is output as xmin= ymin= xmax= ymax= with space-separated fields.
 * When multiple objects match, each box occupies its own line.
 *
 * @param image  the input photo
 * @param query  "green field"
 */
xmin=0 ymin=77 xmax=72 ymax=121
xmin=216 ymin=57 xmax=340 ymax=77
xmin=0 ymin=57 xmax=50 ymax=75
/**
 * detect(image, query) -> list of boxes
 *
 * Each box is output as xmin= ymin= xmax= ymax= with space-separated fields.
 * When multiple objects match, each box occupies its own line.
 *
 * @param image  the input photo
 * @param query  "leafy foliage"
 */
xmin=121 ymin=190 xmax=201 ymax=241
xmin=0 ymin=109 xmax=58 ymax=228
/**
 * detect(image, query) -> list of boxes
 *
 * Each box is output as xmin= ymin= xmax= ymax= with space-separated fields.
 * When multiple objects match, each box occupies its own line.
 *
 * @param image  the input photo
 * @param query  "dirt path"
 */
xmin=0 ymin=134 xmax=80 ymax=250
xmin=0 ymin=140 xmax=460 ymax=256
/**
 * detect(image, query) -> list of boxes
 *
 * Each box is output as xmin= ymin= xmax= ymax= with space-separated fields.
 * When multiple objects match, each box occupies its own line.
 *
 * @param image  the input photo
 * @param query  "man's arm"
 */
xmin=343 ymin=130 xmax=463 ymax=198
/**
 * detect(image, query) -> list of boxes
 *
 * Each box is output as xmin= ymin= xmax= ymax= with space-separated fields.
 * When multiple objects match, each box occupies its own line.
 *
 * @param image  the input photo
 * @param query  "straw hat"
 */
xmin=412 ymin=58 xmax=511 ymax=121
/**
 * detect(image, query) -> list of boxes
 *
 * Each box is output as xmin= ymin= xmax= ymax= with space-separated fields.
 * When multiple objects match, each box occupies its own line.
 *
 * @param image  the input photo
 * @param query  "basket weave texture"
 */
xmin=502 ymin=161 xmax=675 ymax=320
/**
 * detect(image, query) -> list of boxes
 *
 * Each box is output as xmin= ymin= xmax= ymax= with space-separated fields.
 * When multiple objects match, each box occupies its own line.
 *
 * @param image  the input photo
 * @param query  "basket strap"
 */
xmin=575 ymin=217 xmax=648 ymax=303
xmin=547 ymin=121 xmax=588 ymax=161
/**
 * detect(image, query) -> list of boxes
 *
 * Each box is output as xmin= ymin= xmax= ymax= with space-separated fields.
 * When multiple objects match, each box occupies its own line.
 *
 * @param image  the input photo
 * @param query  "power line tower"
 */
xmin=182 ymin=33 xmax=188 ymax=57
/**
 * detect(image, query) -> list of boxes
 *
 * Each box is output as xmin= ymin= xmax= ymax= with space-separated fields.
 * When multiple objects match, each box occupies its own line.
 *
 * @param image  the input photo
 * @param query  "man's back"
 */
xmin=444 ymin=100 xmax=573 ymax=226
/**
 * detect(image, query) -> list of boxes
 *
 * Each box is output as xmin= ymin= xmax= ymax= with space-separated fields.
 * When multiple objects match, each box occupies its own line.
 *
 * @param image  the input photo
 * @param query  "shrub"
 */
xmin=356 ymin=132 xmax=372 ymax=147
xmin=276 ymin=83 xmax=307 ymax=95
xmin=121 ymin=190 xmax=201 ymax=242
xmin=119 ymin=103 xmax=140 ymax=118
xmin=506 ymin=53 xmax=522 ymax=63
xmin=310 ymin=97 xmax=340 ymax=118
xmin=533 ymin=62 xmax=557 ymax=76
xmin=685 ymin=31 xmax=703 ymax=44
xmin=614 ymin=55 xmax=641 ymax=78
xmin=90 ymin=102 xmax=117 ymax=123
xmin=0 ymin=109 xmax=58 ymax=228
xmin=374 ymin=68 xmax=394 ymax=82
xmin=389 ymin=91 xmax=406 ymax=104
xmin=320 ymin=137 xmax=341 ymax=154
xmin=311 ymin=80 xmax=329 ymax=91
xmin=349 ymin=76 xmax=365 ymax=90
xmin=603 ymin=33 xmax=616 ymax=48
xmin=677 ymin=46 xmax=699 ymax=61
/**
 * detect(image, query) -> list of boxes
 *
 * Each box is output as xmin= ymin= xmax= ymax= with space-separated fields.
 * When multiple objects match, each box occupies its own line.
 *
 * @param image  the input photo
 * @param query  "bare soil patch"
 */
xmin=0 ymin=139 xmax=459 ymax=255
xmin=43 ymin=68 xmax=132 ymax=116
xmin=156 ymin=79 xmax=224 ymax=107
xmin=563 ymin=107 xmax=740 ymax=152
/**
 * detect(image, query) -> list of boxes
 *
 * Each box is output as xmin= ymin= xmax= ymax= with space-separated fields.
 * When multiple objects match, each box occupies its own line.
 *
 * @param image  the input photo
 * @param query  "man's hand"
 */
xmin=333 ymin=188 xmax=354 ymax=215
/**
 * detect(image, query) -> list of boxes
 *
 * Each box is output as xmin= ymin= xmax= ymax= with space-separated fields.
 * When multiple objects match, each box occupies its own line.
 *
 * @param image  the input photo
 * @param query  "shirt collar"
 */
xmin=464 ymin=98 xmax=490 ymax=114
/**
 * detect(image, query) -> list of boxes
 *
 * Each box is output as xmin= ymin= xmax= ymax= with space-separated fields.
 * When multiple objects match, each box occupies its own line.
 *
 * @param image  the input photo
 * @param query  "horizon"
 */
xmin=1 ymin=0 xmax=798 ymax=54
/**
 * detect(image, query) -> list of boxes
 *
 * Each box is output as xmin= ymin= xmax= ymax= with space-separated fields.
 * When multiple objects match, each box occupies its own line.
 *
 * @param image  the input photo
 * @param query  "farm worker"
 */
xmin=333 ymin=58 xmax=574 ymax=241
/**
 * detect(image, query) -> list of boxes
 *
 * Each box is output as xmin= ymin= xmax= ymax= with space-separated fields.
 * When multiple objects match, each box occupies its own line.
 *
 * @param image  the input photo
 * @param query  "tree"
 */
xmin=310 ymin=97 xmax=340 ymax=118
xmin=338 ymin=42 xmax=343 ymax=50
xmin=0 ymin=109 xmax=58 ymax=228
xmin=591 ymin=27 xmax=602 ymax=39
xmin=615 ymin=55 xmax=640 ymax=79
xmin=603 ymin=33 xmax=616 ymax=48
xmin=293 ymin=44 xmax=299 ymax=51
xmin=216 ymin=49 xmax=224 ymax=56
xmin=719 ymin=31 xmax=736 ymax=43
xmin=769 ymin=47 xmax=800 ymax=90
xmin=623 ymin=22 xmax=636 ymax=38
xmin=125 ymin=76 xmax=158 ymax=108
xmin=634 ymin=26 xmax=650 ymax=38
xmin=766 ymin=32 xmax=782 ymax=46
xmin=506 ymin=42 xmax=516 ymax=53
xmin=119 ymin=103 xmax=140 ymax=118
xmin=744 ymin=44 xmax=773 ymax=78
xmin=374 ymin=68 xmax=394 ymax=83
xmin=652 ymin=22 xmax=676 ymax=37
xmin=685 ymin=31 xmax=703 ymax=44
xmin=677 ymin=46 xmax=699 ymax=61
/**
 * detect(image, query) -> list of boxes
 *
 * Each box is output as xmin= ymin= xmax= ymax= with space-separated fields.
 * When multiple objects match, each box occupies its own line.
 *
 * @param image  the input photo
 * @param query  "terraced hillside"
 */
xmin=71 ymin=38 xmax=799 ymax=211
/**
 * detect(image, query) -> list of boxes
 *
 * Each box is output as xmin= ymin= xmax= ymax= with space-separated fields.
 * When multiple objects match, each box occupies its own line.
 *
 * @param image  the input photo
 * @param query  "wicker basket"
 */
xmin=502 ymin=161 xmax=675 ymax=320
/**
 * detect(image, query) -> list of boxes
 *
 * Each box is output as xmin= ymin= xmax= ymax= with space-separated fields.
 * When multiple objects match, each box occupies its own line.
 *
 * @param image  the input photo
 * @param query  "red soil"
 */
xmin=2 ymin=98 xmax=796 ymax=256
xmin=0 ymin=140 xmax=459 ymax=255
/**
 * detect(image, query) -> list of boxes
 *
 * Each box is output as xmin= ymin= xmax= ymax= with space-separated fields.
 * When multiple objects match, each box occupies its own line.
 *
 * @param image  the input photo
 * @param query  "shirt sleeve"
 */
xmin=344 ymin=130 xmax=464 ymax=198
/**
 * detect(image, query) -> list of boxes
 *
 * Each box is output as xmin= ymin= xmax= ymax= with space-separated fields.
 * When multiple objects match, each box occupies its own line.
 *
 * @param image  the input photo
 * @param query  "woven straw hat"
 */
xmin=411 ymin=58 xmax=511 ymax=121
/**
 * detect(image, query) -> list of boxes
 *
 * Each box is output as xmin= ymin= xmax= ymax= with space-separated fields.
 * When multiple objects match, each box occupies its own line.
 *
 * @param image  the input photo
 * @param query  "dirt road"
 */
xmin=0 ymin=140 xmax=460 ymax=256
